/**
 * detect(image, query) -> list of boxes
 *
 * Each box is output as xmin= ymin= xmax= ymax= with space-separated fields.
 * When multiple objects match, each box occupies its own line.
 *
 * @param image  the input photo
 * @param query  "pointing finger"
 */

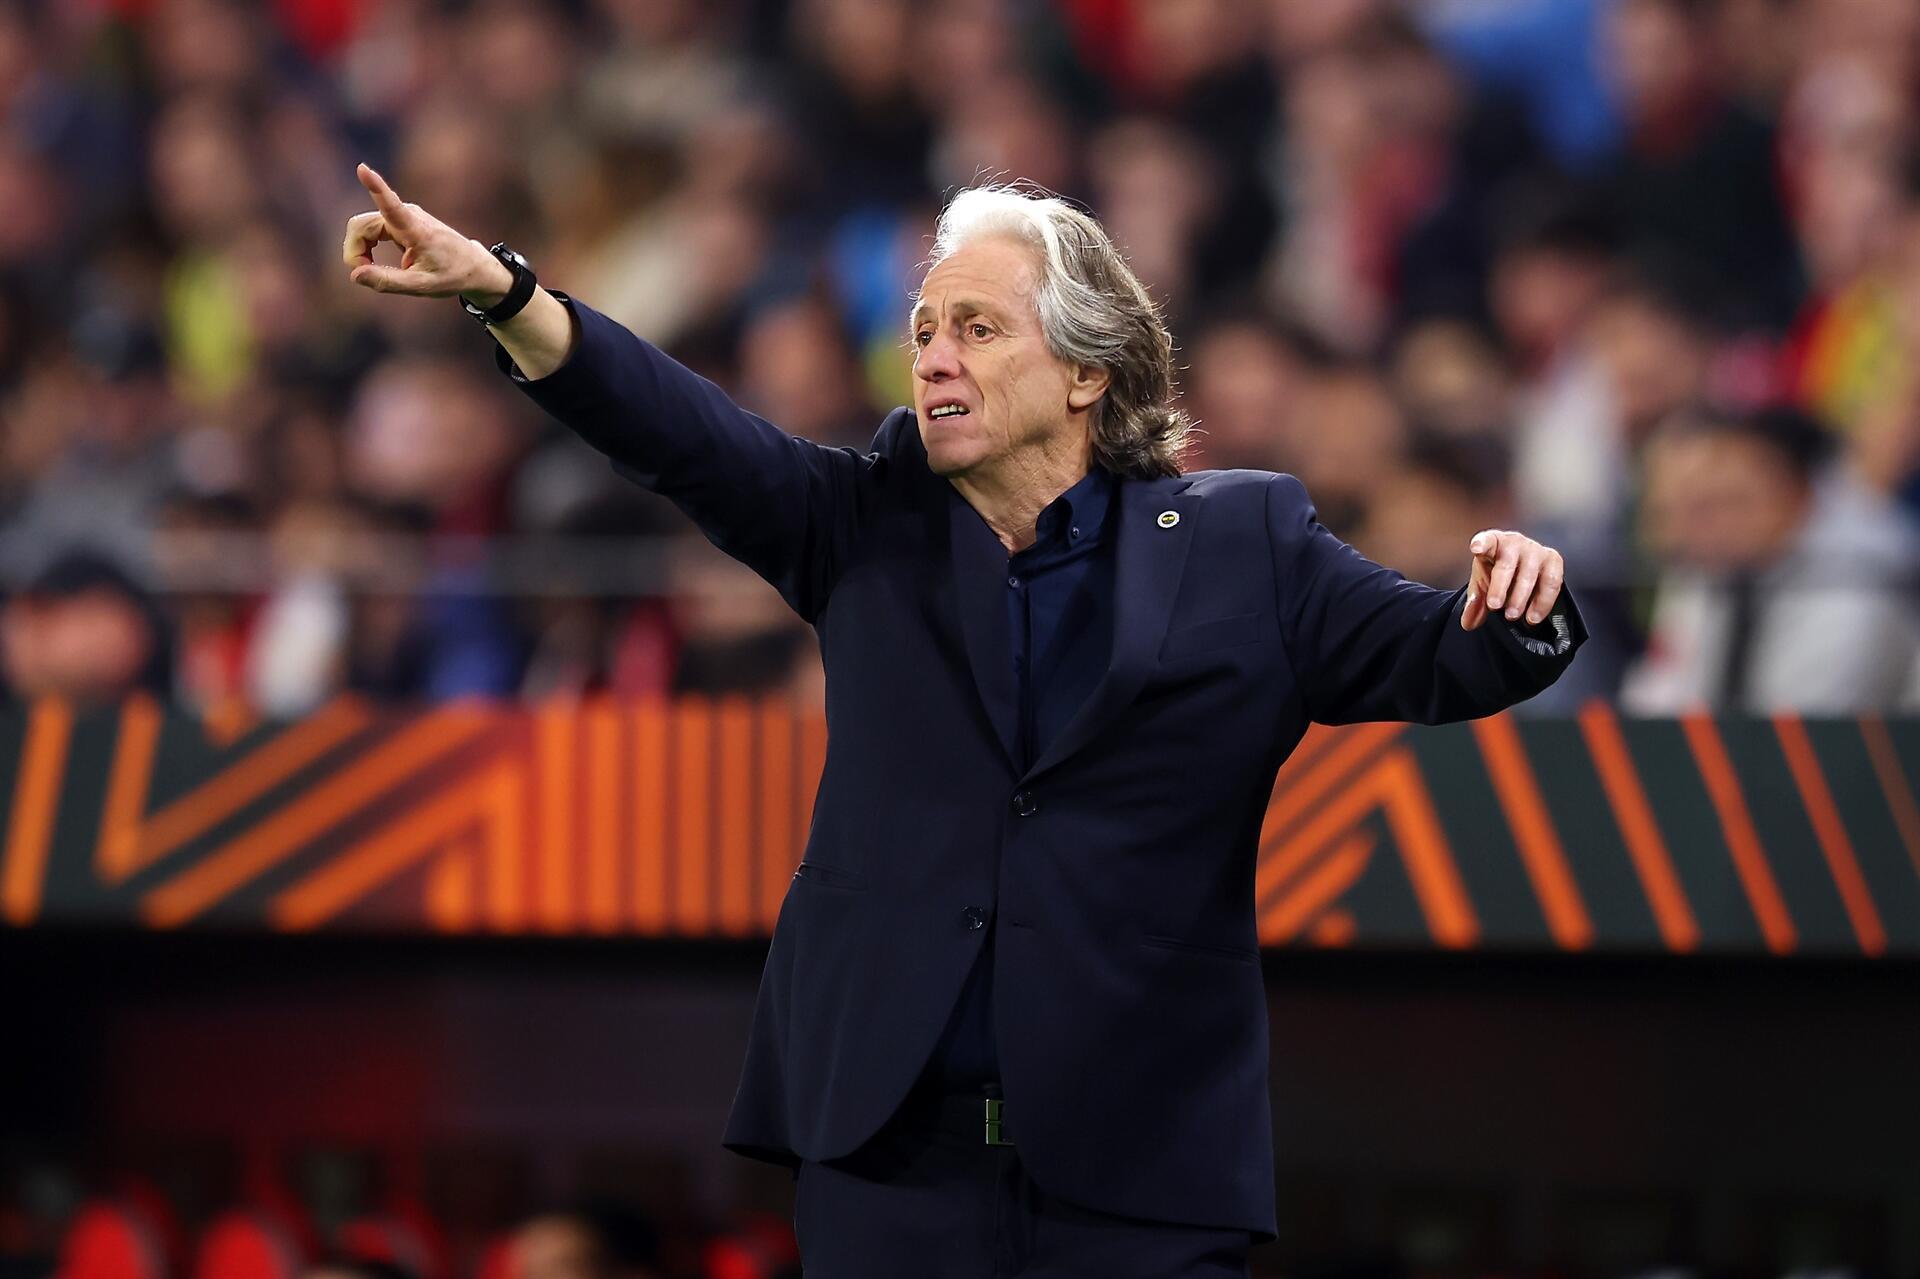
xmin=356 ymin=162 xmax=411 ymax=227
xmin=1469 ymin=530 xmax=1498 ymax=562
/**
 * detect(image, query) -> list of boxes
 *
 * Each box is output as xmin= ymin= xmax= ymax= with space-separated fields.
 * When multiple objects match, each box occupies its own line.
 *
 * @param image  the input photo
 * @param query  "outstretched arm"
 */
xmin=1268 ymin=474 xmax=1585 ymax=725
xmin=340 ymin=163 xmax=887 ymax=621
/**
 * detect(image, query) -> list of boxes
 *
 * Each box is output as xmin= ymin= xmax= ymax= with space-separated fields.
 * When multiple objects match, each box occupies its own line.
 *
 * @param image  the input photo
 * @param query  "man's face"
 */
xmin=1640 ymin=430 xmax=1807 ymax=573
xmin=910 ymin=236 xmax=1088 ymax=478
xmin=0 ymin=589 xmax=154 ymax=703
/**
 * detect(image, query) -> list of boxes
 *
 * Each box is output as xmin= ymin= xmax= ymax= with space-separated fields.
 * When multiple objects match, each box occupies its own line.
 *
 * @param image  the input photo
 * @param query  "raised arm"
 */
xmin=341 ymin=163 xmax=885 ymax=621
xmin=1267 ymin=474 xmax=1585 ymax=725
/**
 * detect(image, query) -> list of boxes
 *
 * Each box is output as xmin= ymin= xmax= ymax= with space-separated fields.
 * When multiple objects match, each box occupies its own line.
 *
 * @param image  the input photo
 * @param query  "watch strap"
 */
xmin=462 ymin=243 xmax=537 ymax=327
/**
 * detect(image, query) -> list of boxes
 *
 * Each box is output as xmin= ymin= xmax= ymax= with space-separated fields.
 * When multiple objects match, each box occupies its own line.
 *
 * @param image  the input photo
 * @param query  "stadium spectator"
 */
xmin=1622 ymin=405 xmax=1920 ymax=713
xmin=1387 ymin=314 xmax=1514 ymax=443
xmin=1599 ymin=0 xmax=1803 ymax=329
xmin=0 ymin=549 xmax=172 ymax=704
xmin=0 ymin=308 xmax=178 ymax=585
xmin=734 ymin=292 xmax=881 ymax=450
xmin=1181 ymin=309 xmax=1318 ymax=473
xmin=1284 ymin=362 xmax=1411 ymax=538
xmin=1516 ymin=260 xmax=1715 ymax=563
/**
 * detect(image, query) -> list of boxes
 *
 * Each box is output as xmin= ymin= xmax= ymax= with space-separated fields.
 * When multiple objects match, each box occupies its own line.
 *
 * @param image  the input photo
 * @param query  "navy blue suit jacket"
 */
xmin=501 ymin=296 xmax=1585 ymax=1241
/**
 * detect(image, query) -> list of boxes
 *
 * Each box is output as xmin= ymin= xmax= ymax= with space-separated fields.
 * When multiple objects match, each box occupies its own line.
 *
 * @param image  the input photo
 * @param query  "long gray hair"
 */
xmin=918 ymin=184 xmax=1192 ymax=479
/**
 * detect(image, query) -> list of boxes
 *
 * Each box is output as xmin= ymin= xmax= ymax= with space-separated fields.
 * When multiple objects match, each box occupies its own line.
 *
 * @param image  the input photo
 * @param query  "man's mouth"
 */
xmin=927 ymin=404 xmax=969 ymax=419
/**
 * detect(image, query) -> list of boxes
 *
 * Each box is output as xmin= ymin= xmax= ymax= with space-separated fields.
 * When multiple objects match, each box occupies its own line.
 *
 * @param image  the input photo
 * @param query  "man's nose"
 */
xmin=915 ymin=331 xmax=961 ymax=380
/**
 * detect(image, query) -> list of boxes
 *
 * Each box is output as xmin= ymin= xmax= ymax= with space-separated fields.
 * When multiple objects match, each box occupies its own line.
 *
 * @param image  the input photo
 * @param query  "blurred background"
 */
xmin=1 ymin=0 xmax=1918 ymax=716
xmin=1 ymin=0 xmax=1919 ymax=1277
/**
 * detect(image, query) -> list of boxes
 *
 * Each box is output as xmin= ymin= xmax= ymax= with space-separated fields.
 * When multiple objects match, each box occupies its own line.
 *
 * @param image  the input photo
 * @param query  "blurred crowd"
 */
xmin=40 ymin=1183 xmax=796 ymax=1279
xmin=26 ymin=1152 xmax=1896 ymax=1279
xmin=1 ymin=0 xmax=1919 ymax=715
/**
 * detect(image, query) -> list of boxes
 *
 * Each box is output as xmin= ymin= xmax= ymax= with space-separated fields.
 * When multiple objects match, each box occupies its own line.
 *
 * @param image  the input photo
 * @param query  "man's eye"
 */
xmin=969 ymin=324 xmax=992 ymax=339
xmin=914 ymin=330 xmax=931 ymax=346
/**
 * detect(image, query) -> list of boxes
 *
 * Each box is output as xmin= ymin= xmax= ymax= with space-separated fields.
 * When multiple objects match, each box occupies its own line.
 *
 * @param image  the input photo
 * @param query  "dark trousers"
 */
xmin=791 ymin=1084 xmax=1253 ymax=1278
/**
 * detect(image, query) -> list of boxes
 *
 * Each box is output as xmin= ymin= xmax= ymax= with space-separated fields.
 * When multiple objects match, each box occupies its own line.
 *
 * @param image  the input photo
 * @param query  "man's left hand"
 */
xmin=1461 ymin=530 xmax=1565 ymax=631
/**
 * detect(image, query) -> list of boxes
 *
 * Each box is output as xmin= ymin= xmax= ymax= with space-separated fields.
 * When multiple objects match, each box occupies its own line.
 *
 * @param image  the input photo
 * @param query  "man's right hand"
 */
xmin=342 ymin=163 xmax=510 ymax=304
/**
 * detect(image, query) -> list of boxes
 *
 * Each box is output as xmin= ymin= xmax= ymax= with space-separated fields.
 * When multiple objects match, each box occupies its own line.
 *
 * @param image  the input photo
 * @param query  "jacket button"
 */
xmin=1012 ymin=790 xmax=1038 ymax=817
xmin=961 ymin=906 xmax=987 ymax=929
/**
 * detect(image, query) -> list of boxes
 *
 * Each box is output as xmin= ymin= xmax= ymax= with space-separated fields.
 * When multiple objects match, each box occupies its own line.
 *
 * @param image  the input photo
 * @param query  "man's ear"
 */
xmin=1067 ymin=363 xmax=1111 ymax=413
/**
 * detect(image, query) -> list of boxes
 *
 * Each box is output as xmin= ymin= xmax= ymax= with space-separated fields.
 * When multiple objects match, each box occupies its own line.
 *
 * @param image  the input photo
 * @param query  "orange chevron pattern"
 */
xmin=0 ymin=700 xmax=1915 ymax=954
xmin=95 ymin=695 xmax=375 ymax=886
xmin=1257 ymin=733 xmax=1477 ymax=949
xmin=1472 ymin=714 xmax=1594 ymax=950
xmin=1576 ymin=704 xmax=1700 ymax=952
xmin=270 ymin=756 xmax=526 ymax=931
xmin=0 ymin=699 xmax=72 ymax=925
xmin=140 ymin=704 xmax=492 ymax=927
xmin=1680 ymin=714 xmax=1796 ymax=954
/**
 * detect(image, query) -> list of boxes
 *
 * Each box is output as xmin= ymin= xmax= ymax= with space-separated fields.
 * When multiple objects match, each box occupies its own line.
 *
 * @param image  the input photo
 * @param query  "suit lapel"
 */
xmin=1023 ymin=476 xmax=1197 ymax=782
xmin=944 ymin=486 xmax=1021 ymax=769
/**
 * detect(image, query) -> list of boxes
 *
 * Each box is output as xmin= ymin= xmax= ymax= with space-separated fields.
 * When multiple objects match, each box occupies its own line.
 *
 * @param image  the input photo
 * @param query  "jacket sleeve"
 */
xmin=1267 ymin=473 xmax=1586 ymax=725
xmin=495 ymin=293 xmax=897 ymax=623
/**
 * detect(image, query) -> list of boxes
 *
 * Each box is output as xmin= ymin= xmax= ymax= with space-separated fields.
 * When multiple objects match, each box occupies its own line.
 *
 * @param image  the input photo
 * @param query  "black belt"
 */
xmin=898 ymin=1084 xmax=1016 ymax=1147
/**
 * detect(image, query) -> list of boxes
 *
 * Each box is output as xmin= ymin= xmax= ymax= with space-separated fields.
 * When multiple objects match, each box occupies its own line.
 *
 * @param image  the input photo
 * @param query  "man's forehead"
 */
xmin=915 ymin=239 xmax=1037 ymax=313
xmin=913 ymin=291 xmax=1014 ymax=323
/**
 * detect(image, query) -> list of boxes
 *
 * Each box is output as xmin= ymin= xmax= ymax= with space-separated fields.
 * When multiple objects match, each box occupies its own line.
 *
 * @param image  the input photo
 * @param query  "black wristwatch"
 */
xmin=460 ymin=242 xmax=537 ymax=327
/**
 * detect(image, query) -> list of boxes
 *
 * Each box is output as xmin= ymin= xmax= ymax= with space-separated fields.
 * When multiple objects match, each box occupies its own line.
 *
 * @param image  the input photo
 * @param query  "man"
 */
xmin=1622 ymin=405 xmax=1918 ymax=714
xmin=344 ymin=163 xmax=1583 ymax=1277
xmin=1 ymin=549 xmax=173 ymax=704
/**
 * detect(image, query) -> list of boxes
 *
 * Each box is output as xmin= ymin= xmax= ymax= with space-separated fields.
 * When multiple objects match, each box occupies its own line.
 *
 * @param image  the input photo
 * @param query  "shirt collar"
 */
xmin=1033 ymin=465 xmax=1116 ymax=549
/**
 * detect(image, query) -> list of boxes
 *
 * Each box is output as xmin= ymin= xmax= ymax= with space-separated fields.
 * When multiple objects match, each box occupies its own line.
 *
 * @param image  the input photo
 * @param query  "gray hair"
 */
xmin=918 ymin=184 xmax=1191 ymax=479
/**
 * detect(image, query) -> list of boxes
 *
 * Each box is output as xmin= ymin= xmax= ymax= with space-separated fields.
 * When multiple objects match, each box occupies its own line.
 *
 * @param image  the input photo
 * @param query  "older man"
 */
xmin=345 ymin=164 xmax=1583 ymax=1278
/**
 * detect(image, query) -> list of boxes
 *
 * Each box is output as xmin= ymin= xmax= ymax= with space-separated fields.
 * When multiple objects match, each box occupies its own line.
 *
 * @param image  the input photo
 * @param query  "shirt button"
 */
xmin=1007 ymin=575 xmax=1021 ymax=589
xmin=961 ymin=906 xmax=987 ymax=929
xmin=1070 ymin=525 xmax=1082 ymax=540
xmin=1012 ymin=790 xmax=1038 ymax=817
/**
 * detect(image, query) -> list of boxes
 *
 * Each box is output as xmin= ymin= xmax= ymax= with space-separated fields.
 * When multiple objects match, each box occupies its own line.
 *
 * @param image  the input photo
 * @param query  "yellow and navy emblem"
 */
xmin=1157 ymin=510 xmax=1181 ymax=529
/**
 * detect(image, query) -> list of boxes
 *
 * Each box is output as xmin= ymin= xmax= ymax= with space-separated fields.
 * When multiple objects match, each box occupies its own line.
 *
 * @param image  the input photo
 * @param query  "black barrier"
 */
xmin=0 ymin=698 xmax=1914 ymax=954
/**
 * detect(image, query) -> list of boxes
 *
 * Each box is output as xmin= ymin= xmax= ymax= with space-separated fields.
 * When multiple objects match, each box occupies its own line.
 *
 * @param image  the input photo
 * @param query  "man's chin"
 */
xmin=921 ymin=436 xmax=981 ymax=478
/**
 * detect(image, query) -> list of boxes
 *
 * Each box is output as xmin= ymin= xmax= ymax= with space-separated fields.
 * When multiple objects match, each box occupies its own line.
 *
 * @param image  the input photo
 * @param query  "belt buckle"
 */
xmin=983 ymin=1097 xmax=1013 ymax=1146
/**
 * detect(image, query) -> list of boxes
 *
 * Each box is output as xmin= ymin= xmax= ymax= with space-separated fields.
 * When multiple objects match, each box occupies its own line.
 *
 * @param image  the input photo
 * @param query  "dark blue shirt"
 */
xmin=927 ymin=467 xmax=1118 ymax=1091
